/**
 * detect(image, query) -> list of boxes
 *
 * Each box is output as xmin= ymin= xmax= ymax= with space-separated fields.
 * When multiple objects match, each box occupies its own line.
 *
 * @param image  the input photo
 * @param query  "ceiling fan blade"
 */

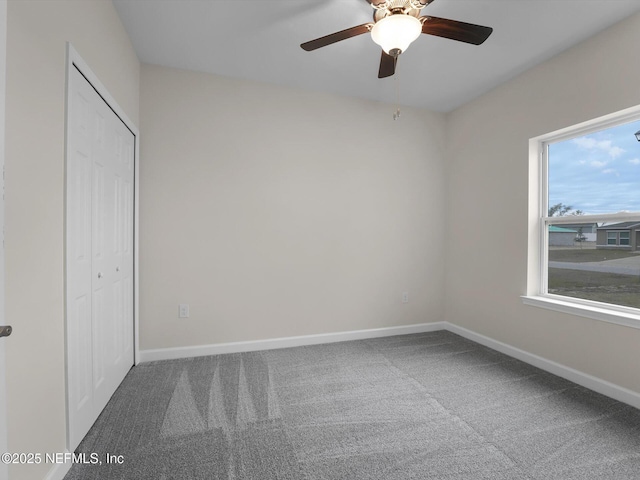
xmin=301 ymin=23 xmax=372 ymax=51
xmin=420 ymin=16 xmax=493 ymax=45
xmin=378 ymin=51 xmax=397 ymax=78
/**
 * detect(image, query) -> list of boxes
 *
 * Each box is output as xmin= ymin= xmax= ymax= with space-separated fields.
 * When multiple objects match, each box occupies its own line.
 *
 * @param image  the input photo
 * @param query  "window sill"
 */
xmin=521 ymin=295 xmax=640 ymax=330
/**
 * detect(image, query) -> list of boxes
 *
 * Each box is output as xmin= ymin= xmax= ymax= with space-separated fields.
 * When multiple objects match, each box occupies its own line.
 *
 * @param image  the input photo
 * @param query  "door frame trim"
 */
xmin=0 ymin=1 xmax=8 ymax=478
xmin=64 ymin=43 xmax=140 ymax=449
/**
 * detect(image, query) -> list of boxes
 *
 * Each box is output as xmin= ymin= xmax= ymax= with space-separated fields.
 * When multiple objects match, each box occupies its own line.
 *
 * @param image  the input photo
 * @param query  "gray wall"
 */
xmin=6 ymin=4 xmax=640 ymax=480
xmin=445 ymin=12 xmax=640 ymax=394
xmin=549 ymin=232 xmax=576 ymax=247
xmin=139 ymin=64 xmax=447 ymax=350
xmin=4 ymin=1 xmax=139 ymax=478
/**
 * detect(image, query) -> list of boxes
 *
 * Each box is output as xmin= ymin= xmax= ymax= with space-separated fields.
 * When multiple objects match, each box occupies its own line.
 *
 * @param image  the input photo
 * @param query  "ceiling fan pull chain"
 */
xmin=393 ymin=61 xmax=401 ymax=120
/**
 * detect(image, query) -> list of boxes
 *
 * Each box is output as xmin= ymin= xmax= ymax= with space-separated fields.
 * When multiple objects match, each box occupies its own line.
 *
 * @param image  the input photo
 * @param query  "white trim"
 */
xmin=521 ymin=295 xmax=640 ymax=330
xmin=445 ymin=322 xmax=640 ymax=410
xmin=546 ymin=212 xmax=640 ymax=225
xmin=139 ymin=322 xmax=446 ymax=362
xmin=140 ymin=320 xmax=640 ymax=411
xmin=133 ymin=107 xmax=140 ymax=366
xmin=64 ymin=43 xmax=140 ymax=450
xmin=0 ymin=3 xmax=7 ymax=480
xmin=535 ymin=103 xmax=640 ymax=145
xmin=65 ymin=42 xmax=140 ymax=363
xmin=66 ymin=44 xmax=139 ymax=139
xmin=43 ymin=453 xmax=72 ymax=480
xmin=529 ymin=104 xmax=640 ymax=320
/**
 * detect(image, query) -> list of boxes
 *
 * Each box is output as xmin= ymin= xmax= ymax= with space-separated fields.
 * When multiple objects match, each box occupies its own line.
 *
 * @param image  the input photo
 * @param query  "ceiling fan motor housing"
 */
xmin=370 ymin=0 xmax=427 ymax=21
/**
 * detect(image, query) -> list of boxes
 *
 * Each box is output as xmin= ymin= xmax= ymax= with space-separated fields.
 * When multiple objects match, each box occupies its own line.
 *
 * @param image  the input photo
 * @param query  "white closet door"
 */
xmin=67 ymin=70 xmax=97 ymax=445
xmin=66 ymin=65 xmax=134 ymax=450
xmin=106 ymin=102 xmax=135 ymax=403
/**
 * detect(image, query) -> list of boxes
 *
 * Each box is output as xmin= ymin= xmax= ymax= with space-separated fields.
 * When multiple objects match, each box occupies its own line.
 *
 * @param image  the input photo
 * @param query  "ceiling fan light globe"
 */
xmin=371 ymin=14 xmax=422 ymax=55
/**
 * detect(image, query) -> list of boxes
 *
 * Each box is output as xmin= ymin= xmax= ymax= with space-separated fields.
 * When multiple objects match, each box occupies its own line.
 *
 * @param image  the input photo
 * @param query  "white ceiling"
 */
xmin=113 ymin=0 xmax=640 ymax=113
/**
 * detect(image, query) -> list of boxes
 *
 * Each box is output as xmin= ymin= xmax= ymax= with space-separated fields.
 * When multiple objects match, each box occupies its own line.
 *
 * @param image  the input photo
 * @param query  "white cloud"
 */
xmin=572 ymin=136 xmax=626 ymax=159
xmin=602 ymin=168 xmax=618 ymax=176
xmin=572 ymin=137 xmax=596 ymax=149
xmin=590 ymin=160 xmax=608 ymax=168
xmin=609 ymin=146 xmax=625 ymax=158
xmin=629 ymin=158 xmax=640 ymax=165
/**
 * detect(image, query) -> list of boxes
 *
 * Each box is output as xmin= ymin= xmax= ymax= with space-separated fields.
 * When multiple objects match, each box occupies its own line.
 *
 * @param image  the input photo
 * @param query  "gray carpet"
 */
xmin=64 ymin=331 xmax=640 ymax=479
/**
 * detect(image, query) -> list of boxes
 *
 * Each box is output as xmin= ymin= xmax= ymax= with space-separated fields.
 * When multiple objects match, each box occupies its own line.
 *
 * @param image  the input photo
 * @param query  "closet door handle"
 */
xmin=116 ymin=266 xmax=120 ymax=272
xmin=97 ymin=272 xmax=103 ymax=279
xmin=0 ymin=326 xmax=12 ymax=338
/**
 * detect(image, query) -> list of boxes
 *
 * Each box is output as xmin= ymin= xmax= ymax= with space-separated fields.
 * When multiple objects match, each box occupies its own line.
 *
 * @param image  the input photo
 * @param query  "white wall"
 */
xmin=4 ymin=1 xmax=139 ymax=478
xmin=139 ymin=64 xmax=446 ymax=350
xmin=0 ymin=1 xmax=8 ymax=479
xmin=445 ymin=12 xmax=640 ymax=394
xmin=6 ymin=3 xmax=640 ymax=478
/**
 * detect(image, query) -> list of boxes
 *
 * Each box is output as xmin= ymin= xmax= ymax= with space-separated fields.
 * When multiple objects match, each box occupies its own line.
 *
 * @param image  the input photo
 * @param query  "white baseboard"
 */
xmin=445 ymin=322 xmax=640 ymax=410
xmin=139 ymin=320 xmax=640 ymax=411
xmin=139 ymin=322 xmax=447 ymax=363
xmin=43 ymin=452 xmax=72 ymax=480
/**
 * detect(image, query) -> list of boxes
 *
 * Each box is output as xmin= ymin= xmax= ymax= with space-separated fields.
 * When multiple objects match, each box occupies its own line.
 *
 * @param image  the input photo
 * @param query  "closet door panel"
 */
xmin=66 ymin=65 xmax=134 ymax=449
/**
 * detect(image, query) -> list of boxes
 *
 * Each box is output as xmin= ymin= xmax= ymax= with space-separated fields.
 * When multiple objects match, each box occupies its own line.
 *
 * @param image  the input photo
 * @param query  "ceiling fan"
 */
xmin=300 ymin=0 xmax=493 ymax=79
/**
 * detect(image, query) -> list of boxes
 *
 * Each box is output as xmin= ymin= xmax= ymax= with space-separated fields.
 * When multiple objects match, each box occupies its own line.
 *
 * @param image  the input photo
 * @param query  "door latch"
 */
xmin=0 ymin=326 xmax=12 ymax=338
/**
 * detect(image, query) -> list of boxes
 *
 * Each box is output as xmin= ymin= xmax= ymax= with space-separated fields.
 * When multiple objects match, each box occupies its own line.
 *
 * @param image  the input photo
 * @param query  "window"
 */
xmin=524 ymin=106 xmax=640 ymax=328
xmin=620 ymin=231 xmax=630 ymax=246
xmin=606 ymin=231 xmax=631 ymax=246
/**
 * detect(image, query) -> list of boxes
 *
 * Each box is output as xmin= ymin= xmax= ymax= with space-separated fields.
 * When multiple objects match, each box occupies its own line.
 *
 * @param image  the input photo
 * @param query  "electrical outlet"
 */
xmin=179 ymin=304 xmax=190 ymax=318
xmin=402 ymin=292 xmax=409 ymax=304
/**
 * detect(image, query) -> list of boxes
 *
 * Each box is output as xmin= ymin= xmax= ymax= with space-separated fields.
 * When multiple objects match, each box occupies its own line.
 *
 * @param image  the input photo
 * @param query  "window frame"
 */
xmin=523 ymin=104 xmax=640 ymax=330
xmin=619 ymin=231 xmax=630 ymax=246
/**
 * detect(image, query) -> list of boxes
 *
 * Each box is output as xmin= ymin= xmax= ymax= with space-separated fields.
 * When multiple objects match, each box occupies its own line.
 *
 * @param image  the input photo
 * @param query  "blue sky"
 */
xmin=548 ymin=118 xmax=640 ymax=215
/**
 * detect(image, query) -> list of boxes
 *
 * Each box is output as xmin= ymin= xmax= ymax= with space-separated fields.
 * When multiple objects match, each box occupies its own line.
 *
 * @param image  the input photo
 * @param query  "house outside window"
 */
xmin=598 ymin=223 xmax=639 ymax=249
xmin=524 ymin=107 xmax=640 ymax=328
